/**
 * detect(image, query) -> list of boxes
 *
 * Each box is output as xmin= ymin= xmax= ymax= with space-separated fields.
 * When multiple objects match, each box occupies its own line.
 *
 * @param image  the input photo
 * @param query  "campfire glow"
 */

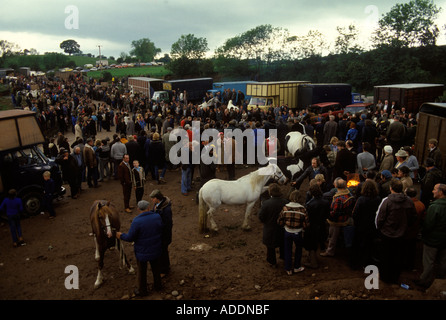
xmin=347 ymin=180 xmax=360 ymax=188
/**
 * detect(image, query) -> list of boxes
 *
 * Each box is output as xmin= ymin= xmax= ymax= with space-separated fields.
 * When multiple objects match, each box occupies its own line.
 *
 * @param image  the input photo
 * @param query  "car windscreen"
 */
xmin=249 ymin=97 xmax=267 ymax=106
xmin=13 ymin=147 xmax=47 ymax=167
xmin=344 ymin=107 xmax=365 ymax=114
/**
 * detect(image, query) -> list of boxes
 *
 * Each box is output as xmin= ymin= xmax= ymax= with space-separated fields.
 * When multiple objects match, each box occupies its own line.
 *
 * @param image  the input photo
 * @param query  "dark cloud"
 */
xmin=1 ymin=0 xmax=445 ymax=57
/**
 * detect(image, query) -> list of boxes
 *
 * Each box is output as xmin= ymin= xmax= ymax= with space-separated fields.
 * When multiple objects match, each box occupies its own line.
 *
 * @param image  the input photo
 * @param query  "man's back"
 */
xmin=376 ymin=193 xmax=416 ymax=238
xmin=121 ymin=211 xmax=163 ymax=262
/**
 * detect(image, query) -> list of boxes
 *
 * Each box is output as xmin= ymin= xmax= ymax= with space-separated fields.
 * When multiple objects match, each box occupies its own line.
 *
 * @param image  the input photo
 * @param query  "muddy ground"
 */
xmin=1 ymin=128 xmax=445 ymax=306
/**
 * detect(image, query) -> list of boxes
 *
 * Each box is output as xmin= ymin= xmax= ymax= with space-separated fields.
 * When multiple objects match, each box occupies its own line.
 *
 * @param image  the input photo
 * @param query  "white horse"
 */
xmin=198 ymin=162 xmax=287 ymax=233
xmin=285 ymin=131 xmax=316 ymax=158
xmin=227 ymin=100 xmax=239 ymax=110
xmin=200 ymin=96 xmax=221 ymax=109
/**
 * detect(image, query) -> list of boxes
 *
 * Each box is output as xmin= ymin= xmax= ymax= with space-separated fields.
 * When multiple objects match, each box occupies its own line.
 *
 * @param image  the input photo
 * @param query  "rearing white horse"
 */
xmin=198 ymin=162 xmax=287 ymax=233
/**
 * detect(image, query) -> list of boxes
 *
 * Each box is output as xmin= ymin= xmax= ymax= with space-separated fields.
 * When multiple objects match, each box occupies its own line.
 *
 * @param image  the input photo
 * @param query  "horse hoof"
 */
xmin=128 ymin=266 xmax=135 ymax=275
xmin=94 ymin=281 xmax=102 ymax=289
xmin=242 ymin=226 xmax=252 ymax=231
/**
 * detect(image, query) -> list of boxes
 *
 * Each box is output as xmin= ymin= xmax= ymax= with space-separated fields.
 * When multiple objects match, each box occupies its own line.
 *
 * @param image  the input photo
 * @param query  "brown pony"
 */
xmin=90 ymin=200 xmax=135 ymax=289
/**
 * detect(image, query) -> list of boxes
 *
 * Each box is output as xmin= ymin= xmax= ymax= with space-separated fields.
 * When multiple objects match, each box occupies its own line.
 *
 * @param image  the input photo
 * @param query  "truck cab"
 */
xmin=152 ymin=90 xmax=172 ymax=104
xmin=351 ymin=93 xmax=363 ymax=104
xmin=248 ymin=97 xmax=275 ymax=110
xmin=0 ymin=110 xmax=65 ymax=218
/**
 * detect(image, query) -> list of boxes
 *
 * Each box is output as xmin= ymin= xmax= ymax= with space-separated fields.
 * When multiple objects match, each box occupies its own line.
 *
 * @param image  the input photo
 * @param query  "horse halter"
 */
xmin=97 ymin=208 xmax=115 ymax=237
xmin=272 ymin=169 xmax=286 ymax=183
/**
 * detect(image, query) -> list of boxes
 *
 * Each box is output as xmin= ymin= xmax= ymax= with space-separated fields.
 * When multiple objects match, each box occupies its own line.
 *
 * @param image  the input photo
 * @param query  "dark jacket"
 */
xmin=376 ymin=193 xmax=417 ymax=238
xmin=427 ymin=147 xmax=442 ymax=169
xmin=353 ymin=195 xmax=381 ymax=238
xmin=294 ymin=165 xmax=328 ymax=189
xmin=153 ymin=197 xmax=173 ymax=246
xmin=304 ymin=195 xmax=330 ymax=250
xmin=148 ymin=140 xmax=166 ymax=166
xmin=120 ymin=210 xmax=163 ymax=262
xmin=422 ymin=198 xmax=446 ymax=248
xmin=117 ymin=161 xmax=132 ymax=185
xmin=125 ymin=140 xmax=142 ymax=165
xmin=43 ymin=178 xmax=55 ymax=199
xmin=56 ymin=153 xmax=80 ymax=182
xmin=421 ymin=167 xmax=443 ymax=207
xmin=333 ymin=148 xmax=356 ymax=180
xmin=258 ymin=196 xmax=289 ymax=248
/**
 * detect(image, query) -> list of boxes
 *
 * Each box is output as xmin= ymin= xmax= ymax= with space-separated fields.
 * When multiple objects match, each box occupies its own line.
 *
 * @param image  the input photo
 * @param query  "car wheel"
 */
xmin=22 ymin=191 xmax=43 ymax=216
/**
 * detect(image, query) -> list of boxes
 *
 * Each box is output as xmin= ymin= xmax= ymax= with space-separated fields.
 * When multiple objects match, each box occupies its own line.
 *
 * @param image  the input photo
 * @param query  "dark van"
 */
xmin=0 ymin=110 xmax=65 ymax=217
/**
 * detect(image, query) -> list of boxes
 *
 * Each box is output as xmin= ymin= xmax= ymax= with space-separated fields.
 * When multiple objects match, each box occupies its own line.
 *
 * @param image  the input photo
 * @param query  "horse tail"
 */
xmin=198 ymin=188 xmax=208 ymax=234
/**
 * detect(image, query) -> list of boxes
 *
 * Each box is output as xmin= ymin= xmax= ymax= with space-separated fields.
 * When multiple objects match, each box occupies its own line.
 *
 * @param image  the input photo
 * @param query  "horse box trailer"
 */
xmin=163 ymin=77 xmax=213 ymax=103
xmin=246 ymin=81 xmax=310 ymax=110
xmin=297 ymin=83 xmax=353 ymax=109
xmin=128 ymin=77 xmax=164 ymax=97
xmin=414 ymin=102 xmax=446 ymax=175
xmin=373 ymin=83 xmax=444 ymax=114
xmin=0 ymin=110 xmax=65 ymax=217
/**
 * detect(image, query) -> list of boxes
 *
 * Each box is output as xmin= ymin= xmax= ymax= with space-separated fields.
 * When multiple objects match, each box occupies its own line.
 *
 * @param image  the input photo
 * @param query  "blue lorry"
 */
xmin=207 ymin=80 xmax=258 ymax=104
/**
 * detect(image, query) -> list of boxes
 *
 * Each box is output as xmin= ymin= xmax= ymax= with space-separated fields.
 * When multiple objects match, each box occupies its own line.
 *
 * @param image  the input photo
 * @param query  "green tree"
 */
xmin=59 ymin=39 xmax=81 ymax=55
xmin=372 ymin=0 xmax=441 ymax=48
xmin=216 ymin=25 xmax=287 ymax=61
xmin=156 ymin=53 xmax=171 ymax=64
xmin=42 ymin=53 xmax=70 ymax=70
xmin=171 ymin=34 xmax=209 ymax=60
xmin=0 ymin=40 xmax=20 ymax=66
xmin=334 ymin=24 xmax=363 ymax=54
xmin=129 ymin=38 xmax=161 ymax=62
xmin=167 ymin=56 xmax=198 ymax=77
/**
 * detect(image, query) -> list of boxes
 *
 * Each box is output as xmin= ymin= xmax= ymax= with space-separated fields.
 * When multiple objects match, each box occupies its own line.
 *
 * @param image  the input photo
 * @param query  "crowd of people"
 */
xmin=258 ymin=132 xmax=445 ymax=289
xmin=3 ymin=73 xmax=446 ymax=294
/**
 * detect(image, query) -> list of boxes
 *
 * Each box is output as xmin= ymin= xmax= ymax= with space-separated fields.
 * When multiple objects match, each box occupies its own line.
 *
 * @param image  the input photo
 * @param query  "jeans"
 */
xmin=154 ymin=164 xmax=166 ymax=181
xmin=181 ymin=167 xmax=192 ymax=194
xmin=284 ymin=231 xmax=303 ymax=271
xmin=8 ymin=214 xmax=22 ymax=243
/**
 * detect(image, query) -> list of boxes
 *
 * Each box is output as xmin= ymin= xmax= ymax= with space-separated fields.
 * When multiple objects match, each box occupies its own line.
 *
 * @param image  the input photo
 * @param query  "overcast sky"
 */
xmin=1 ymin=0 xmax=446 ymax=59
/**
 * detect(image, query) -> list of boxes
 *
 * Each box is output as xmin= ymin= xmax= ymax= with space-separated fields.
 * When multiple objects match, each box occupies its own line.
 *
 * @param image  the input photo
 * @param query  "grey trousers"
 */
xmin=419 ymin=244 xmax=446 ymax=287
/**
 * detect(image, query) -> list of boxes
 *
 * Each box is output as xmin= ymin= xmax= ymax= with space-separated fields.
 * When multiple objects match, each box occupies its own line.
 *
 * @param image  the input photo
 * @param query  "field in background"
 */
xmin=86 ymin=65 xmax=171 ymax=79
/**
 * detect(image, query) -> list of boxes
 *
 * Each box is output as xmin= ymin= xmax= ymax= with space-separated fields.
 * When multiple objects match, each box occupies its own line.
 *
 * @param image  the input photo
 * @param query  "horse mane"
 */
xmin=245 ymin=165 xmax=274 ymax=191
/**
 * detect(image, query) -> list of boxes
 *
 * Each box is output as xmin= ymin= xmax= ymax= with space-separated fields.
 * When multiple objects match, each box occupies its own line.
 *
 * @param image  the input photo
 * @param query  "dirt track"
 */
xmin=0 ymin=127 xmax=445 ymax=302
